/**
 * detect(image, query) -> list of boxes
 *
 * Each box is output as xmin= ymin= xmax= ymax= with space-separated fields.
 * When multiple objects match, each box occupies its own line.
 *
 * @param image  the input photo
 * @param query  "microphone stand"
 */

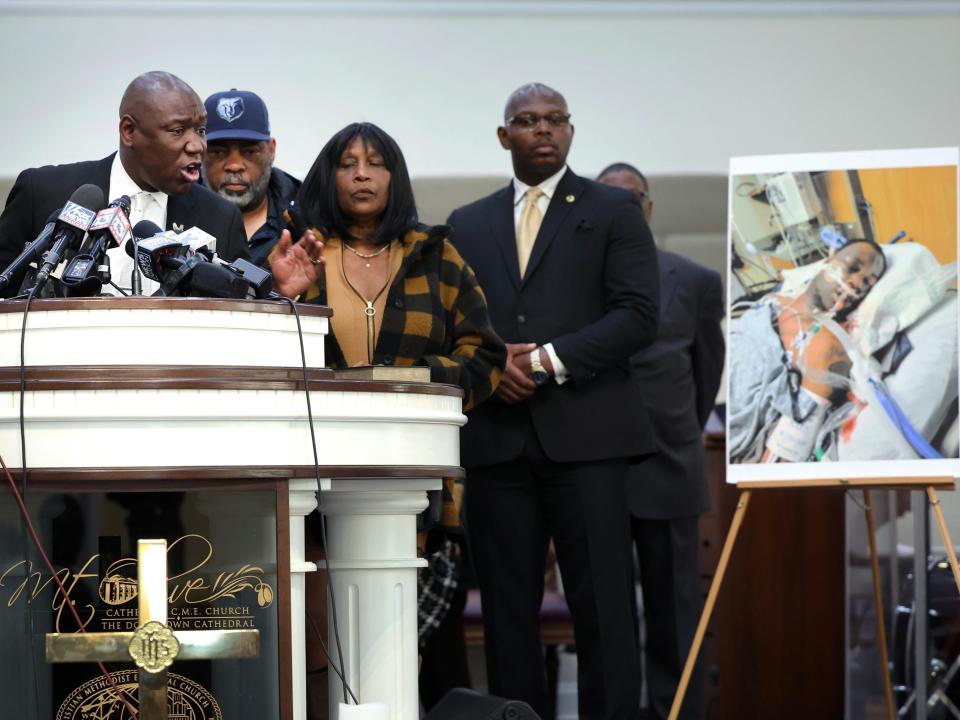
xmin=130 ymin=236 xmax=143 ymax=296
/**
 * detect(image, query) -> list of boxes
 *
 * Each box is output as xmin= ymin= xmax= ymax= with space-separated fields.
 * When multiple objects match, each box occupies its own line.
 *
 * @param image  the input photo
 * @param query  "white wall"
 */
xmin=0 ymin=1 xmax=958 ymax=181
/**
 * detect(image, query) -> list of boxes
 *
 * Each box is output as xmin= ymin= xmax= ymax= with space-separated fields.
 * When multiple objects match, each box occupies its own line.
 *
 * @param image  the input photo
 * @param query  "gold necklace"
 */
xmin=343 ymin=241 xmax=389 ymax=267
xmin=339 ymin=244 xmax=392 ymax=363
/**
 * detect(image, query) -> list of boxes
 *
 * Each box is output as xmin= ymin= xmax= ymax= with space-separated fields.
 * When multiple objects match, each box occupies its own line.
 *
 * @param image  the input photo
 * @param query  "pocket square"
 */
xmin=172 ymin=223 xmax=184 ymax=233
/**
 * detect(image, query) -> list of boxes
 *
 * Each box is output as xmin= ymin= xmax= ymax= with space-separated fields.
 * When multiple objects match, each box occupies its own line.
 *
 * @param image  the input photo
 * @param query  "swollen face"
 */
xmin=130 ymin=88 xmax=207 ymax=195
xmin=204 ymin=140 xmax=273 ymax=212
xmin=815 ymin=242 xmax=885 ymax=315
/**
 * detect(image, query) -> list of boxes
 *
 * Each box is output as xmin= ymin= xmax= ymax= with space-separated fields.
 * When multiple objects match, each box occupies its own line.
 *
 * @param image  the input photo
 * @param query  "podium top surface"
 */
xmin=0 ymin=296 xmax=332 ymax=317
xmin=1 ymin=296 xmax=331 ymax=368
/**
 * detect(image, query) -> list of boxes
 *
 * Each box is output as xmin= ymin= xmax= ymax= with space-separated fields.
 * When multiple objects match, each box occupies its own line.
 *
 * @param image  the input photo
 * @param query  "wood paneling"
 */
xmin=704 ymin=436 xmax=845 ymax=719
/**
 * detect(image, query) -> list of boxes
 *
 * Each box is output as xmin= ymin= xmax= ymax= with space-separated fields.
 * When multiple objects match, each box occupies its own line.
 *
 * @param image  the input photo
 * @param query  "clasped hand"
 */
xmin=496 ymin=342 xmax=552 ymax=404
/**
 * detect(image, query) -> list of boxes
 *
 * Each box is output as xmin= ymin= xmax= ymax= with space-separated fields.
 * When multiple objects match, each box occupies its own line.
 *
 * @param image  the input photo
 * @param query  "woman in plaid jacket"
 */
xmin=272 ymin=123 xmax=505 ymax=711
xmin=271 ymin=121 xmax=505 ymax=411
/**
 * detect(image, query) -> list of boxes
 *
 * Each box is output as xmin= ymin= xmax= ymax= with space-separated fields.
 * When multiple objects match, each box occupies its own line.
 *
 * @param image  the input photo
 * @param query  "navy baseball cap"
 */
xmin=204 ymin=89 xmax=271 ymax=142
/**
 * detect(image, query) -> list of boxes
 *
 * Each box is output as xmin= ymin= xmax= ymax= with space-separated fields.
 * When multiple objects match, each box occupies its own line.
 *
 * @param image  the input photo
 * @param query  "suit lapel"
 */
xmin=522 ymin=169 xmax=583 ymax=286
xmin=487 ymin=184 xmax=521 ymax=290
xmin=166 ymin=184 xmax=197 ymax=232
xmin=94 ymin=155 xmax=113 ymax=196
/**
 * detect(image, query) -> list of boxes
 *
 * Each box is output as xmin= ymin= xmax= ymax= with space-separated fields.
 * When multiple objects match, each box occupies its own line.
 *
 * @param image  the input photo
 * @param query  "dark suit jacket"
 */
xmin=628 ymin=249 xmax=724 ymax=519
xmin=0 ymin=153 xmax=248 ymax=297
xmin=448 ymin=168 xmax=660 ymax=469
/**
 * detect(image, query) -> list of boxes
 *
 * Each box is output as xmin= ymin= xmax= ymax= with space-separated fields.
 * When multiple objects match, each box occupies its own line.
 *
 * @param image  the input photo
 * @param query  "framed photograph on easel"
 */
xmin=726 ymin=147 xmax=960 ymax=484
xmin=669 ymin=148 xmax=960 ymax=720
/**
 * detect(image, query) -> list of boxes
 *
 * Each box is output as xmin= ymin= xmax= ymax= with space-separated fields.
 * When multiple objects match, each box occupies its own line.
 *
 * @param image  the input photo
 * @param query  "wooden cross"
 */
xmin=46 ymin=539 xmax=260 ymax=720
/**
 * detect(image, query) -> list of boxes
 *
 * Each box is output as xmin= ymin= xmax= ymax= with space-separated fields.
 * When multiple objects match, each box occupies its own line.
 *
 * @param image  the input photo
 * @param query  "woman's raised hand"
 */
xmin=271 ymin=229 xmax=324 ymax=299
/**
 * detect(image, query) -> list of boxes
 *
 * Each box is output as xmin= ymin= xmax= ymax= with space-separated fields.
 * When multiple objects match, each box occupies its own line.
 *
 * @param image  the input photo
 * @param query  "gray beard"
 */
xmin=216 ymin=162 xmax=272 ymax=213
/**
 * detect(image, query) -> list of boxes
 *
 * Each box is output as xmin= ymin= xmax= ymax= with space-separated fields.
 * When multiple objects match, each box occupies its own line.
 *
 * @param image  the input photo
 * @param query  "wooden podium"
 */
xmin=0 ymin=297 xmax=464 ymax=720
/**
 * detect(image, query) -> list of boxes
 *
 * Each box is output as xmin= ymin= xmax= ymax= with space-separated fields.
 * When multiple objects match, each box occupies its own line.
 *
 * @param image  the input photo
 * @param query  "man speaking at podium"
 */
xmin=0 ymin=71 xmax=249 ymax=297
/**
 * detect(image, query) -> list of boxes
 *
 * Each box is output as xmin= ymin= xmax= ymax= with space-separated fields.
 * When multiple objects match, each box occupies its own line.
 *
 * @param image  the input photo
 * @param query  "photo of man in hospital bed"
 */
xmin=727 ymin=165 xmax=959 ymax=467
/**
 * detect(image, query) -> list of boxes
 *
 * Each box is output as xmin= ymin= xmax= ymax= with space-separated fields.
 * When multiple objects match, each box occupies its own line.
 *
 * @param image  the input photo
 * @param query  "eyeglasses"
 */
xmin=506 ymin=112 xmax=572 ymax=130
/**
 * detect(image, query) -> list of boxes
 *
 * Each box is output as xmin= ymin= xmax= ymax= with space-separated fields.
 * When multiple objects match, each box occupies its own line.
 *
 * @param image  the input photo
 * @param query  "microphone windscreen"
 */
xmin=133 ymin=219 xmax=163 ymax=239
xmin=112 ymin=195 xmax=132 ymax=214
xmin=69 ymin=184 xmax=107 ymax=214
xmin=127 ymin=220 xmax=164 ymax=258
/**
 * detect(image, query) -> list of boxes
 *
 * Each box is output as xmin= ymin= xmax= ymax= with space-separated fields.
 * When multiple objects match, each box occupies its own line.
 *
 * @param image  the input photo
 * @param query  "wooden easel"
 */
xmin=668 ymin=476 xmax=960 ymax=720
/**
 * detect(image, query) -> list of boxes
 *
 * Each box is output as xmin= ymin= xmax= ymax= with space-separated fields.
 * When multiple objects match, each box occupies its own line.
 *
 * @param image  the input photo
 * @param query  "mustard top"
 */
xmin=324 ymin=236 xmax=404 ymax=367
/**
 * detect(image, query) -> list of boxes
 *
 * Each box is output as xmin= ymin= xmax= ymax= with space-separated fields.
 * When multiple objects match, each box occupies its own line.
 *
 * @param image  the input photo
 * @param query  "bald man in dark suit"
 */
xmin=599 ymin=164 xmax=724 ymax=720
xmin=0 ymin=71 xmax=247 ymax=297
xmin=449 ymin=85 xmax=660 ymax=720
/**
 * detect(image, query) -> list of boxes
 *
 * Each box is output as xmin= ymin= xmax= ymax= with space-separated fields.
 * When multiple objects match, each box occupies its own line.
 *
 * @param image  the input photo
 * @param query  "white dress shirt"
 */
xmin=104 ymin=154 xmax=167 ymax=295
xmin=512 ymin=166 xmax=570 ymax=384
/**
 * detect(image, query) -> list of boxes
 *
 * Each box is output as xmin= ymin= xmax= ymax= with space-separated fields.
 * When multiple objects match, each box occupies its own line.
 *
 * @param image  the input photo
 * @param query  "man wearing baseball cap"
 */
xmin=202 ymin=88 xmax=301 ymax=266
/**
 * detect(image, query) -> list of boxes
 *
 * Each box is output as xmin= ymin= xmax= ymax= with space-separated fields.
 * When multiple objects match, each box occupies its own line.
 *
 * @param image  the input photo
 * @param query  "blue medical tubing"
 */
xmin=868 ymin=378 xmax=942 ymax=459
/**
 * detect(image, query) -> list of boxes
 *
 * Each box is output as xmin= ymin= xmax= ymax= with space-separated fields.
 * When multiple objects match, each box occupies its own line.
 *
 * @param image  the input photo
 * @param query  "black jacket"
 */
xmin=0 ymin=153 xmax=248 ymax=297
xmin=448 ymin=168 xmax=660 ymax=468
xmin=628 ymin=249 xmax=724 ymax=518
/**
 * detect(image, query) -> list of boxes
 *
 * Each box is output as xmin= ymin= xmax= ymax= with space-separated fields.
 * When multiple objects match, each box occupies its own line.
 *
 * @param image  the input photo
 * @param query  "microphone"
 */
xmin=128 ymin=218 xmax=167 ymax=295
xmin=0 ymin=208 xmax=61 ymax=292
xmin=174 ymin=260 xmax=250 ymax=299
xmin=125 ymin=222 xmax=266 ymax=299
xmin=216 ymin=257 xmax=279 ymax=299
xmin=33 ymin=184 xmax=106 ymax=291
xmin=127 ymin=220 xmax=185 ymax=283
xmin=156 ymin=226 xmax=252 ymax=298
xmin=61 ymin=195 xmax=132 ymax=296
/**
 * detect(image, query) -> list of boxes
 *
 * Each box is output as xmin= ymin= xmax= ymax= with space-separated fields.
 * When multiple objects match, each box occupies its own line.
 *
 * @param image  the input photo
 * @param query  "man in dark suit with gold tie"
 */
xmin=599 ymin=163 xmax=724 ymax=720
xmin=448 ymin=83 xmax=660 ymax=720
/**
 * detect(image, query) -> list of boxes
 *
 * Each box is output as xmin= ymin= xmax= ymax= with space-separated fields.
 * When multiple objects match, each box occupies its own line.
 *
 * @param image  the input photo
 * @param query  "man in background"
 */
xmin=598 ymin=163 xmax=725 ymax=720
xmin=202 ymin=88 xmax=300 ymax=267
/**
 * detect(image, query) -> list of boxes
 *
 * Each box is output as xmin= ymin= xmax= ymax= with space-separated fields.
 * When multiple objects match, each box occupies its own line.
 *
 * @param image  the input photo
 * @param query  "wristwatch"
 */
xmin=530 ymin=348 xmax=550 ymax=386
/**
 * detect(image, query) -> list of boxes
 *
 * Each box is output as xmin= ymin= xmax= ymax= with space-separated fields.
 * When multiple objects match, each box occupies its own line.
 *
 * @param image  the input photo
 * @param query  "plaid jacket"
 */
xmin=302 ymin=224 xmax=506 ymax=412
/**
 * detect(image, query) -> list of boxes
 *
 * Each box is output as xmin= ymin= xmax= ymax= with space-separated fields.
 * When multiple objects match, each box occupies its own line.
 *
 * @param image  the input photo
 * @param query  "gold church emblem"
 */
xmin=56 ymin=671 xmax=223 ymax=720
xmin=2 ymin=534 xmax=274 ymax=634
xmin=100 ymin=574 xmax=139 ymax=605
xmin=47 ymin=539 xmax=259 ymax=720
xmin=129 ymin=620 xmax=180 ymax=673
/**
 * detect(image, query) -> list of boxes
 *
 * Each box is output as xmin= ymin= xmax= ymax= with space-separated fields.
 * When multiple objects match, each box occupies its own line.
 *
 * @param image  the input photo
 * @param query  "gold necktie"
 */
xmin=516 ymin=187 xmax=544 ymax=278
